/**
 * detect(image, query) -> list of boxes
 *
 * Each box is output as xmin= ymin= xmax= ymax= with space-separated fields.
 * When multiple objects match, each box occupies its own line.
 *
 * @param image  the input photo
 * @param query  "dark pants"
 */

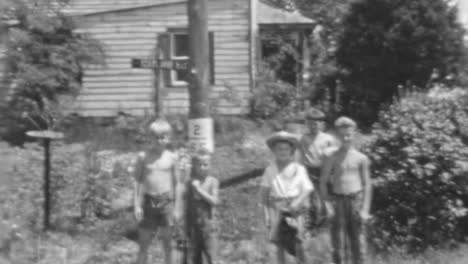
xmin=305 ymin=167 xmax=327 ymax=230
xmin=330 ymin=192 xmax=366 ymax=264
xmin=139 ymin=193 xmax=173 ymax=230
xmin=182 ymin=220 xmax=217 ymax=264
xmin=272 ymin=210 xmax=307 ymax=263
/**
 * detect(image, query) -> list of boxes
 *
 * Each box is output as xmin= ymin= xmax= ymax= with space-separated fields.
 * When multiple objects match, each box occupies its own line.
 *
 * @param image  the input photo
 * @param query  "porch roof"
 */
xmin=257 ymin=1 xmax=315 ymax=25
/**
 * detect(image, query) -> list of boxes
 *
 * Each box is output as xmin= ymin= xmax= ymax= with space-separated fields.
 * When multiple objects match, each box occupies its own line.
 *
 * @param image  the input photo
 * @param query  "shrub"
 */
xmin=363 ymin=86 xmax=468 ymax=252
xmin=249 ymin=65 xmax=301 ymax=120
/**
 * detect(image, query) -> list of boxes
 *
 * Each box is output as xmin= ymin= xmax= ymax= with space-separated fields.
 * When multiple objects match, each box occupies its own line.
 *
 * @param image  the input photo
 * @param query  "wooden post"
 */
xmin=187 ymin=0 xmax=210 ymax=118
xmin=153 ymin=49 xmax=163 ymax=118
xmin=43 ymin=138 xmax=51 ymax=230
xmin=26 ymin=130 xmax=64 ymax=231
xmin=184 ymin=0 xmax=213 ymax=262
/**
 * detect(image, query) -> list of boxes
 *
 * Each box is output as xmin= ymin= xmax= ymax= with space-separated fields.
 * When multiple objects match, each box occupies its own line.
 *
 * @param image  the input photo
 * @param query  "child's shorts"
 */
xmin=139 ymin=193 xmax=173 ymax=230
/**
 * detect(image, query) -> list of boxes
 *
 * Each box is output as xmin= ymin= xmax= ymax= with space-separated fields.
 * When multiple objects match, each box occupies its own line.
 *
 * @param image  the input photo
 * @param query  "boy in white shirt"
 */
xmin=260 ymin=131 xmax=314 ymax=264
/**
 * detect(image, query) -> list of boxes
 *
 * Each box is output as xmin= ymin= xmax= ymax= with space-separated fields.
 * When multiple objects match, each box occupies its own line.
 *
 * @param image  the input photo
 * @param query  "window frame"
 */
xmin=165 ymin=28 xmax=214 ymax=88
xmin=169 ymin=32 xmax=189 ymax=87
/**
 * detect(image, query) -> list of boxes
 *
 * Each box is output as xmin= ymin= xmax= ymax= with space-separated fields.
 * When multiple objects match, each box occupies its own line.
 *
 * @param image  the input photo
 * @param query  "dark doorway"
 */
xmin=260 ymin=27 xmax=302 ymax=86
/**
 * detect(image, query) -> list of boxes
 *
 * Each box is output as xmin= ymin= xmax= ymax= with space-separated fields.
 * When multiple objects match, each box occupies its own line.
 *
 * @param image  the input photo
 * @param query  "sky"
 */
xmin=459 ymin=0 xmax=468 ymax=26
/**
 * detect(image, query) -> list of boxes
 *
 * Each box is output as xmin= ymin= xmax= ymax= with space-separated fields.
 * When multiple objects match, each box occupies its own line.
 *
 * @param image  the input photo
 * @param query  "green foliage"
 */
xmin=336 ymin=0 xmax=466 ymax=125
xmin=259 ymin=0 xmax=351 ymax=115
xmin=249 ymin=64 xmax=305 ymax=121
xmin=0 ymin=0 xmax=104 ymax=144
xmin=363 ymin=86 xmax=468 ymax=252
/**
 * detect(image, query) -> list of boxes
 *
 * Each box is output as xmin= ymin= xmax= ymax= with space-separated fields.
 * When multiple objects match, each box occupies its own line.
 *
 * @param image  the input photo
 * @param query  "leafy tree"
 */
xmin=0 ymin=0 xmax=104 ymax=143
xmin=336 ymin=0 xmax=466 ymax=126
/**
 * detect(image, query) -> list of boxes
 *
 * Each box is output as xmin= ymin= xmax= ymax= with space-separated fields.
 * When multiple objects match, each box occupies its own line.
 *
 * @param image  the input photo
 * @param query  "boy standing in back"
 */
xmin=320 ymin=117 xmax=372 ymax=264
xmin=298 ymin=108 xmax=337 ymax=230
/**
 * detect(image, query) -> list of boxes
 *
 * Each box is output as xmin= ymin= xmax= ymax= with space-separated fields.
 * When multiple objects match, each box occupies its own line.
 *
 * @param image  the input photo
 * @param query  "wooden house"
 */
xmin=0 ymin=0 xmax=315 ymax=117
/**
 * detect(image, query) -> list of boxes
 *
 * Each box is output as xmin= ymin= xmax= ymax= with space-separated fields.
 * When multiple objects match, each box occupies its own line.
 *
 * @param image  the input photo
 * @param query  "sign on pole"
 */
xmin=188 ymin=118 xmax=214 ymax=153
xmin=131 ymin=58 xmax=189 ymax=70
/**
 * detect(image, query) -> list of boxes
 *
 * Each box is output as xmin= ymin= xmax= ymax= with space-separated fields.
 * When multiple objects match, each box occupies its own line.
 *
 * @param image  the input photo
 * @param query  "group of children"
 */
xmin=131 ymin=109 xmax=372 ymax=264
xmin=132 ymin=120 xmax=219 ymax=264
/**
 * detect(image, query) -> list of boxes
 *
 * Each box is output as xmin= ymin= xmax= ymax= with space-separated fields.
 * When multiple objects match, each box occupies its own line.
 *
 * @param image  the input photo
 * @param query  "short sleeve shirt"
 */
xmin=299 ymin=132 xmax=337 ymax=168
xmin=260 ymin=162 xmax=314 ymax=198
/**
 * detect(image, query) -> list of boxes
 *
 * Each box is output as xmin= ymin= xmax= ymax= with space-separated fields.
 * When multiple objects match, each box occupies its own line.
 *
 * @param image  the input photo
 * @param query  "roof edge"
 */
xmin=64 ymin=0 xmax=187 ymax=17
xmin=257 ymin=1 xmax=315 ymax=25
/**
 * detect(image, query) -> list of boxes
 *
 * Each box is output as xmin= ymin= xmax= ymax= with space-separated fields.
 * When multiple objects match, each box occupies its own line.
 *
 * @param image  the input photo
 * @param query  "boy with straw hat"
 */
xmin=260 ymin=131 xmax=315 ymax=264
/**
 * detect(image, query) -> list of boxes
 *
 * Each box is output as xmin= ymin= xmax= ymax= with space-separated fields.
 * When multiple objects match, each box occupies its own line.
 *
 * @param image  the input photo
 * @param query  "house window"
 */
xmin=165 ymin=29 xmax=215 ymax=87
xmin=170 ymin=33 xmax=190 ymax=86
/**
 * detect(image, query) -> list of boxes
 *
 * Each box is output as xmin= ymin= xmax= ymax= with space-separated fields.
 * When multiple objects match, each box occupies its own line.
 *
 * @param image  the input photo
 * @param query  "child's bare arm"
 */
xmin=174 ymin=183 xmax=186 ymax=222
xmin=171 ymin=160 xmax=179 ymax=202
xmin=320 ymin=156 xmax=333 ymax=200
xmin=260 ymin=187 xmax=272 ymax=226
xmin=360 ymin=155 xmax=372 ymax=215
xmin=192 ymin=178 xmax=220 ymax=206
xmin=133 ymin=153 xmax=146 ymax=208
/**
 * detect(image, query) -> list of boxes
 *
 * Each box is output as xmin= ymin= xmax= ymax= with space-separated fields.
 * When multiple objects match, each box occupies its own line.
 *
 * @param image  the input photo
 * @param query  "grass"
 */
xmin=1 ymin=117 xmax=468 ymax=264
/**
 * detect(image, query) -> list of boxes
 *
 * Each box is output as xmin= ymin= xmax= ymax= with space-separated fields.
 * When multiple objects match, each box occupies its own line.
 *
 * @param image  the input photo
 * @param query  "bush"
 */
xmin=249 ymin=65 xmax=301 ymax=120
xmin=363 ymin=86 xmax=468 ymax=252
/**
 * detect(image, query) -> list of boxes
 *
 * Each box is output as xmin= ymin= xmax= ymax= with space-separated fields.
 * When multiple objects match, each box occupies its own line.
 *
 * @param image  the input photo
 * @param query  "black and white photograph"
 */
xmin=1 ymin=0 xmax=468 ymax=263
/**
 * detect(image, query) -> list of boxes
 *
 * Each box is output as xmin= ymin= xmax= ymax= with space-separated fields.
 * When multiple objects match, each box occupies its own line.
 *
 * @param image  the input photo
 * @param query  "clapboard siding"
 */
xmin=0 ymin=44 xmax=10 ymax=106
xmin=75 ymin=0 xmax=251 ymax=116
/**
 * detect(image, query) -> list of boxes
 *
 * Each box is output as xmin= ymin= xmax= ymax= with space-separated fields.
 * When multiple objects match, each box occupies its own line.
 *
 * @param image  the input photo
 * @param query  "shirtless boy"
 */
xmin=320 ymin=117 xmax=372 ymax=264
xmin=133 ymin=120 xmax=179 ymax=264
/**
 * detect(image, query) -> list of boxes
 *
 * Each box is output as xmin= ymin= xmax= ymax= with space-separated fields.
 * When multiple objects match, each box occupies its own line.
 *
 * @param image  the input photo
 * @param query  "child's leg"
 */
xmin=269 ymin=209 xmax=282 ymax=242
xmin=330 ymin=197 xmax=344 ymax=264
xmin=157 ymin=201 xmax=175 ymax=264
xmin=137 ymin=228 xmax=155 ymax=264
xmin=275 ymin=245 xmax=286 ymax=264
xmin=202 ymin=232 xmax=216 ymax=264
xmin=295 ymin=241 xmax=307 ymax=264
xmin=348 ymin=193 xmax=366 ymax=264
xmin=294 ymin=215 xmax=307 ymax=264
xmin=159 ymin=226 xmax=173 ymax=264
xmin=187 ymin=225 xmax=204 ymax=264
xmin=202 ymin=220 xmax=217 ymax=264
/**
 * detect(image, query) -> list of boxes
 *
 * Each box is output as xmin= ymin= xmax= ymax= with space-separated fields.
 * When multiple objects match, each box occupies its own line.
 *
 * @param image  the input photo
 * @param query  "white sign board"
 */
xmin=188 ymin=118 xmax=214 ymax=153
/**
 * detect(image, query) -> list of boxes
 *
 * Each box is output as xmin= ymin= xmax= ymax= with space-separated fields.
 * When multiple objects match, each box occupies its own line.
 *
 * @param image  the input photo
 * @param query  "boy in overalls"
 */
xmin=320 ymin=117 xmax=372 ymax=264
xmin=181 ymin=148 xmax=220 ymax=264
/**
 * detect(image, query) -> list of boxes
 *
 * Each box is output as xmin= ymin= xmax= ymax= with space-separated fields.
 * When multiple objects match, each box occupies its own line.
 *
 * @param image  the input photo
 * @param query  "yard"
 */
xmin=1 ymin=117 xmax=467 ymax=264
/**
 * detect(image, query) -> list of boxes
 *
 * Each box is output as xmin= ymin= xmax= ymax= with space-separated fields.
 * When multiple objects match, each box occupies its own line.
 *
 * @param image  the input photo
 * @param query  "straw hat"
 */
xmin=266 ymin=131 xmax=300 ymax=150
